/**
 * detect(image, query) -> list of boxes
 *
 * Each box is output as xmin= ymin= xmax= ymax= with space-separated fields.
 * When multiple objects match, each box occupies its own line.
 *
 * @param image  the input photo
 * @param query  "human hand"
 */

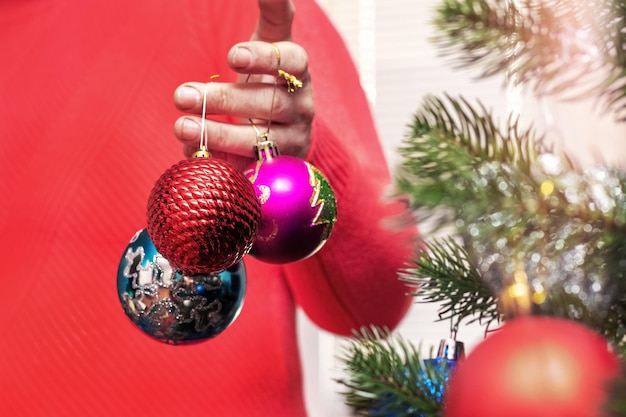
xmin=173 ymin=0 xmax=313 ymax=170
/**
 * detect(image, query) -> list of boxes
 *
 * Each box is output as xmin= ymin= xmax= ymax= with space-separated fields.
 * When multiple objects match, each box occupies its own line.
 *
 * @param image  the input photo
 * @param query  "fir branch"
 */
xmin=433 ymin=0 xmax=626 ymax=118
xmin=396 ymin=94 xmax=626 ymax=336
xmin=409 ymin=94 xmax=543 ymax=168
xmin=337 ymin=327 xmax=447 ymax=417
xmin=396 ymin=94 xmax=546 ymax=231
xmin=403 ymin=237 xmax=499 ymax=331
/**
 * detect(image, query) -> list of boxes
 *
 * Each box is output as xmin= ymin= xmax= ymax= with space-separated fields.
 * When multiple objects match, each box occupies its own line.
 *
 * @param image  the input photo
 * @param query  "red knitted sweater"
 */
xmin=0 ymin=0 xmax=415 ymax=415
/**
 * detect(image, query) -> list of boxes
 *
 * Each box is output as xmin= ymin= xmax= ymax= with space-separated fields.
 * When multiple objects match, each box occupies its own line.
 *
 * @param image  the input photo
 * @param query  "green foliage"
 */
xmin=336 ymin=327 xmax=449 ymax=417
xmin=396 ymin=94 xmax=546 ymax=232
xmin=404 ymin=238 xmax=499 ymax=332
xmin=433 ymin=0 xmax=626 ymax=118
xmin=338 ymin=1 xmax=626 ymax=415
xmin=397 ymin=93 xmax=626 ymax=342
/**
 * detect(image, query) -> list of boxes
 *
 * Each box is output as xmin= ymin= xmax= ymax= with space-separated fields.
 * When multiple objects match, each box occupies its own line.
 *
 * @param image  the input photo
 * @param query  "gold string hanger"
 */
xmin=247 ymin=43 xmax=304 ymax=144
xmin=193 ymin=74 xmax=220 ymax=158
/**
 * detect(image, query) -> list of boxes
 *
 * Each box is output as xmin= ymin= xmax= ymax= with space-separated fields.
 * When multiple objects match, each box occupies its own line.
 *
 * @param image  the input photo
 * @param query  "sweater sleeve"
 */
xmin=282 ymin=119 xmax=417 ymax=336
xmin=283 ymin=0 xmax=418 ymax=336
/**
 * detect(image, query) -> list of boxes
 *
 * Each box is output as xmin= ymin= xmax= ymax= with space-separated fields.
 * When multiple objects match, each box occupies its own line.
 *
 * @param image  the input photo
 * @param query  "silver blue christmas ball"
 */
xmin=116 ymin=229 xmax=246 ymax=345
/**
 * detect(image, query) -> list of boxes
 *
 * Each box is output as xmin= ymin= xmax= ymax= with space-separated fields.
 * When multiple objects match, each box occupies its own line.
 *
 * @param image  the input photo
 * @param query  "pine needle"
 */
xmin=432 ymin=0 xmax=626 ymax=119
xmin=337 ymin=327 xmax=450 ymax=417
xmin=403 ymin=237 xmax=499 ymax=331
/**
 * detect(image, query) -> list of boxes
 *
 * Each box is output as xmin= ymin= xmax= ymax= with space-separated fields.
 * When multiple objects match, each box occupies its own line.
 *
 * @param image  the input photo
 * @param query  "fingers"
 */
xmin=174 ymin=40 xmax=310 ymax=120
xmin=174 ymin=115 xmax=311 ymax=161
xmin=173 ymin=80 xmax=312 ymax=122
xmin=253 ymin=0 xmax=295 ymax=42
xmin=172 ymin=0 xmax=310 ymax=166
xmin=176 ymin=116 xmax=258 ymax=158
xmin=229 ymin=41 xmax=308 ymax=79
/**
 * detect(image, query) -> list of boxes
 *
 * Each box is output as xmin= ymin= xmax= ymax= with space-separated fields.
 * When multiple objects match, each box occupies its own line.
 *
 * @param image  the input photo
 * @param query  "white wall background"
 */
xmin=299 ymin=1 xmax=626 ymax=416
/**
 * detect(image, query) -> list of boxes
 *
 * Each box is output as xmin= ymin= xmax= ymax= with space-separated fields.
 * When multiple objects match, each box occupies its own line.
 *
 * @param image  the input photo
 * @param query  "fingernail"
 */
xmin=175 ymin=85 xmax=201 ymax=110
xmin=232 ymin=46 xmax=252 ymax=69
xmin=180 ymin=117 xmax=201 ymax=141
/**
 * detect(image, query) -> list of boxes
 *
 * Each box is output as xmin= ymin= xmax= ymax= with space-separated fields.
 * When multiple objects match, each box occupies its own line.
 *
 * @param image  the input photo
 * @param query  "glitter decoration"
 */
xmin=421 ymin=358 xmax=455 ymax=404
xmin=460 ymin=153 xmax=626 ymax=320
xmin=372 ymin=361 xmax=454 ymax=417
xmin=395 ymin=94 xmax=626 ymax=329
xmin=369 ymin=338 xmax=462 ymax=417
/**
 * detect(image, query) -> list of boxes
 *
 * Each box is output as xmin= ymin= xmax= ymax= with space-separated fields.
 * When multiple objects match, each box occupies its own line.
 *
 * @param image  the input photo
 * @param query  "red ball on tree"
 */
xmin=146 ymin=156 xmax=261 ymax=274
xmin=444 ymin=316 xmax=619 ymax=417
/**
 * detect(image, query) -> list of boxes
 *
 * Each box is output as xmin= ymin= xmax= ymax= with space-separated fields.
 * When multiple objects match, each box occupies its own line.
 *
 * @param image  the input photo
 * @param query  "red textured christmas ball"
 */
xmin=444 ymin=316 xmax=619 ymax=417
xmin=146 ymin=157 xmax=261 ymax=274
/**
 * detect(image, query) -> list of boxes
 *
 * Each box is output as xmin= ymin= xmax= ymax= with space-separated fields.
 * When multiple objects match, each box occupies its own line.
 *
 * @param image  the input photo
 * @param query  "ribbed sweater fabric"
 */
xmin=0 ymin=0 xmax=416 ymax=416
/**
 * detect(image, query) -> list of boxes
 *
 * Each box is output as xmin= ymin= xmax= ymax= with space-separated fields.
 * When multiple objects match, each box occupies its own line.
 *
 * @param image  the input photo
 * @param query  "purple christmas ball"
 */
xmin=244 ymin=155 xmax=337 ymax=264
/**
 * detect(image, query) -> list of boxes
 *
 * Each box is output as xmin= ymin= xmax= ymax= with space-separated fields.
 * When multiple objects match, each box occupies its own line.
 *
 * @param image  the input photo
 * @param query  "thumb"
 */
xmin=252 ymin=0 xmax=294 ymax=42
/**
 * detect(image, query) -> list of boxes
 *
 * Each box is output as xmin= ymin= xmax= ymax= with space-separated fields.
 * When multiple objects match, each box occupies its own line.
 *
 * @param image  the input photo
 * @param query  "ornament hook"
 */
xmin=193 ymin=74 xmax=220 ymax=158
xmin=246 ymin=70 xmax=278 ymax=145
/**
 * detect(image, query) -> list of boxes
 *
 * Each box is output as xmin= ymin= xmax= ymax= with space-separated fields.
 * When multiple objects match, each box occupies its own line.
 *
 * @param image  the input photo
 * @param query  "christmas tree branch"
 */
xmin=396 ymin=93 xmax=626 ymax=339
xmin=337 ymin=327 xmax=448 ymax=417
xmin=403 ymin=237 xmax=499 ymax=332
xmin=432 ymin=0 xmax=626 ymax=118
xmin=396 ymin=94 xmax=547 ymax=232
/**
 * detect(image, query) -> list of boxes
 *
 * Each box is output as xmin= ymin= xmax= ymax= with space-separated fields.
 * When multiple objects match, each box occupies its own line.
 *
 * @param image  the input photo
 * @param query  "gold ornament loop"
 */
xmin=272 ymin=42 xmax=281 ymax=67
xmin=278 ymin=69 xmax=303 ymax=93
xmin=272 ymin=43 xmax=303 ymax=93
xmin=246 ymin=43 xmax=305 ymax=147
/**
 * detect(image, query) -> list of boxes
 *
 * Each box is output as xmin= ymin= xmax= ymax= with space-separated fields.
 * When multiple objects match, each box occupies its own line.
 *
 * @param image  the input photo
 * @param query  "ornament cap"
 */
xmin=437 ymin=338 xmax=465 ymax=361
xmin=192 ymin=147 xmax=211 ymax=158
xmin=254 ymin=140 xmax=280 ymax=161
